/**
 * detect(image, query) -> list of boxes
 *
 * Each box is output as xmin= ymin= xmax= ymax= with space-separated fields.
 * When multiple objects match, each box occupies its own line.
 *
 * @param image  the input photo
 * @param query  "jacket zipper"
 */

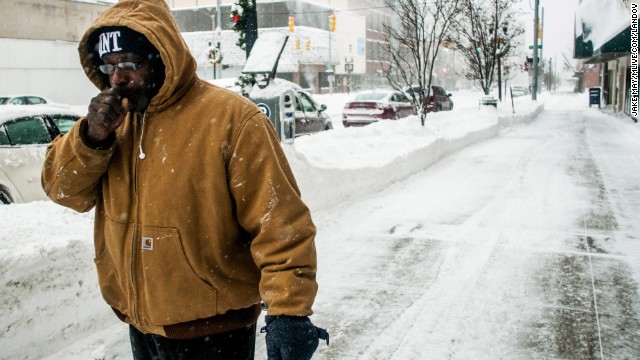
xmin=130 ymin=225 xmax=139 ymax=324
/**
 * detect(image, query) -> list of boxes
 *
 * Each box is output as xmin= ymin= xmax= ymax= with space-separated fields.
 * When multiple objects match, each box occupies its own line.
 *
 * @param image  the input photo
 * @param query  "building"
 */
xmin=171 ymin=1 xmax=369 ymax=93
xmin=0 ymin=0 xmax=394 ymax=103
xmin=574 ymin=0 xmax=635 ymax=120
xmin=170 ymin=0 xmax=395 ymax=93
xmin=0 ymin=0 xmax=110 ymax=105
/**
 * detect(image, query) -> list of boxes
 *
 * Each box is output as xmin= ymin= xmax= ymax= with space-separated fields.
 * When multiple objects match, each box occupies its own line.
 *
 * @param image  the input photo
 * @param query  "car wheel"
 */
xmin=324 ymin=122 xmax=333 ymax=131
xmin=0 ymin=188 xmax=13 ymax=205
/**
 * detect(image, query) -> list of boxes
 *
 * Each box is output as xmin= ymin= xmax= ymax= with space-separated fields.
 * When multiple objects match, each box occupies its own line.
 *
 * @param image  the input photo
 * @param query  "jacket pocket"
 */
xmin=94 ymin=217 xmax=131 ymax=314
xmin=137 ymin=225 xmax=217 ymax=326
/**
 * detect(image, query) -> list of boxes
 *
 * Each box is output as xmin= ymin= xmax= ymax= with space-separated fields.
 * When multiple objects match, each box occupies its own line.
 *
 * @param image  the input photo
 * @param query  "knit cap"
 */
xmin=89 ymin=26 xmax=157 ymax=59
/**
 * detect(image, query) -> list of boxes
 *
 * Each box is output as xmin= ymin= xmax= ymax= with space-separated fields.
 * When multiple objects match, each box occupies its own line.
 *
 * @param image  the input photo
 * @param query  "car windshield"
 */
xmin=0 ymin=98 xmax=9 ymax=105
xmin=52 ymin=115 xmax=79 ymax=134
xmin=354 ymin=92 xmax=388 ymax=101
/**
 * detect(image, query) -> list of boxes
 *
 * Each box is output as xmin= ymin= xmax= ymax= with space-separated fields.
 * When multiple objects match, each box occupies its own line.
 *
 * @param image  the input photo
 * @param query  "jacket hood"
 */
xmin=78 ymin=0 xmax=197 ymax=112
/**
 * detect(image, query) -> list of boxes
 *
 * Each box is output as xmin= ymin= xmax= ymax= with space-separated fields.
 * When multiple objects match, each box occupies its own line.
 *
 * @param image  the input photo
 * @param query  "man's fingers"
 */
xmin=86 ymin=90 xmax=128 ymax=142
xmin=121 ymin=98 xmax=130 ymax=112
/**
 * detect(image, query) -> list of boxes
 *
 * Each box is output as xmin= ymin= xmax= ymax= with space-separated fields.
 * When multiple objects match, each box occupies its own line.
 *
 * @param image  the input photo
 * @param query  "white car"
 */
xmin=0 ymin=106 xmax=82 ymax=204
xmin=0 ymin=94 xmax=72 ymax=110
xmin=511 ymin=85 xmax=529 ymax=97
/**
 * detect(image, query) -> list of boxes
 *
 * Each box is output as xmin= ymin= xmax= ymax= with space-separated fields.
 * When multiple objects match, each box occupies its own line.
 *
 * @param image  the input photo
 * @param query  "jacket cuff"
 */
xmin=79 ymin=118 xmax=116 ymax=150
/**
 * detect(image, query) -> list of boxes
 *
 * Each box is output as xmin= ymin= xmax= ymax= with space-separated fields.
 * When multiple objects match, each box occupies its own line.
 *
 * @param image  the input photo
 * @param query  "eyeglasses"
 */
xmin=97 ymin=61 xmax=144 ymax=75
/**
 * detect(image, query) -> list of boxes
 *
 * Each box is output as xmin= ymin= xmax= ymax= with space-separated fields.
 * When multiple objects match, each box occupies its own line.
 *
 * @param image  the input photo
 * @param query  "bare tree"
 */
xmin=450 ymin=0 xmax=524 ymax=95
xmin=382 ymin=0 xmax=461 ymax=126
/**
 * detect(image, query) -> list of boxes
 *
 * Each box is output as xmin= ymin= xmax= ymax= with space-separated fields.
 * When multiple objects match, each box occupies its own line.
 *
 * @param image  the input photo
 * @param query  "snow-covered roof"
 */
xmin=575 ymin=0 xmax=630 ymax=50
xmin=243 ymin=32 xmax=288 ymax=74
xmin=181 ymin=27 xmax=338 ymax=73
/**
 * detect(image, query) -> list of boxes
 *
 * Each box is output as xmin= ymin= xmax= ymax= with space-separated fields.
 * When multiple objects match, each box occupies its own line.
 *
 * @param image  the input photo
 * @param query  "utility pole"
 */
xmin=214 ymin=15 xmax=220 ymax=80
xmin=245 ymin=0 xmax=258 ymax=59
xmin=215 ymin=0 xmax=222 ymax=78
xmin=540 ymin=7 xmax=544 ymax=72
xmin=328 ymin=12 xmax=336 ymax=95
xmin=498 ymin=54 xmax=502 ymax=101
xmin=532 ymin=0 xmax=540 ymax=100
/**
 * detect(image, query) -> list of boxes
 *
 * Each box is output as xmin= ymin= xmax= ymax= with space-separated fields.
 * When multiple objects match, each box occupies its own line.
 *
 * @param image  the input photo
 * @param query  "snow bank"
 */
xmin=0 ymin=202 xmax=116 ymax=360
xmin=286 ymin=96 xmax=543 ymax=212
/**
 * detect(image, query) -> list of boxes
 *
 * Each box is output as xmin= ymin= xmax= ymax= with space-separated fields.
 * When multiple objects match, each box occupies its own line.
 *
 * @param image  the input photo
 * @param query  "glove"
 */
xmin=262 ymin=315 xmax=329 ymax=360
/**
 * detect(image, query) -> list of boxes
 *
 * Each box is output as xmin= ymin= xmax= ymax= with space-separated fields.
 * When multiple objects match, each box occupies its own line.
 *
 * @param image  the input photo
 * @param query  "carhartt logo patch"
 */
xmin=98 ymin=31 xmax=123 ymax=58
xmin=142 ymin=237 xmax=154 ymax=251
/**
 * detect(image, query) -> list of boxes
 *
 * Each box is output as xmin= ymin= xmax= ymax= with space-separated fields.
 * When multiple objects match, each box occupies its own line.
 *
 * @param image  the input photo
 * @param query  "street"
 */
xmin=308 ymin=92 xmax=640 ymax=359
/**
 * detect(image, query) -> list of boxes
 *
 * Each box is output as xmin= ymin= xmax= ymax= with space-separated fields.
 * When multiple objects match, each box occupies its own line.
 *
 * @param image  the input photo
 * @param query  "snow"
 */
xmin=243 ymin=32 xmax=288 ymax=74
xmin=2 ymin=88 xmax=639 ymax=359
xmin=576 ymin=0 xmax=630 ymax=50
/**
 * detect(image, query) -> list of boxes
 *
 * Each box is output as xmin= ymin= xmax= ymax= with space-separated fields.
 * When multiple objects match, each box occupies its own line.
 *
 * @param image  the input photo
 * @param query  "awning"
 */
xmin=573 ymin=0 xmax=631 ymax=61
xmin=576 ymin=25 xmax=631 ymax=63
xmin=595 ymin=25 xmax=631 ymax=54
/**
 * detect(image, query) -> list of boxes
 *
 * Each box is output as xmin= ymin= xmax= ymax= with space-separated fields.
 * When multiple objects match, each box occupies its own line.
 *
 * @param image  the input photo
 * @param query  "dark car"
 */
xmin=342 ymin=90 xmax=416 ymax=127
xmin=404 ymin=85 xmax=454 ymax=112
xmin=292 ymin=89 xmax=333 ymax=134
xmin=209 ymin=78 xmax=332 ymax=137
xmin=0 ymin=106 xmax=82 ymax=204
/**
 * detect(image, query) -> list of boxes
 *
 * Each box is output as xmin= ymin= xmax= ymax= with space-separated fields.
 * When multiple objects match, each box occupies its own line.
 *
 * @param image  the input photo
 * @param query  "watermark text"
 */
xmin=632 ymin=3 xmax=638 ymax=118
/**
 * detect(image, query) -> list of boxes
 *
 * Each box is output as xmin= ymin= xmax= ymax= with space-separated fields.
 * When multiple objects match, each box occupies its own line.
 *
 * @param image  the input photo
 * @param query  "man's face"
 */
xmin=102 ymin=52 xmax=164 ymax=113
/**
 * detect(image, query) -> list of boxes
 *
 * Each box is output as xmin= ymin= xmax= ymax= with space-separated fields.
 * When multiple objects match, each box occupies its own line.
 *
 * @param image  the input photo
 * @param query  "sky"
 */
xmin=3 ymin=87 xmax=640 ymax=359
xmin=517 ymin=0 xmax=580 ymax=62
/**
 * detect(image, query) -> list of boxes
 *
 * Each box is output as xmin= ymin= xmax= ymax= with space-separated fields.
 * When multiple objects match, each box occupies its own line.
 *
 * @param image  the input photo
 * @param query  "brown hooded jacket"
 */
xmin=41 ymin=0 xmax=318 ymax=338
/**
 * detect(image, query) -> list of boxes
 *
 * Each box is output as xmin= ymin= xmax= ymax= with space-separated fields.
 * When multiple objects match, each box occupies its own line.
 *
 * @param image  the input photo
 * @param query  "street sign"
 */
xmin=528 ymin=45 xmax=542 ymax=49
xmin=345 ymin=63 xmax=354 ymax=72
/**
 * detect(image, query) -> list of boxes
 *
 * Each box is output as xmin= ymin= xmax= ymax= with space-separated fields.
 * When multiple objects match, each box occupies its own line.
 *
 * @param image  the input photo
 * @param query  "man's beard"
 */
xmin=118 ymin=80 xmax=161 ymax=113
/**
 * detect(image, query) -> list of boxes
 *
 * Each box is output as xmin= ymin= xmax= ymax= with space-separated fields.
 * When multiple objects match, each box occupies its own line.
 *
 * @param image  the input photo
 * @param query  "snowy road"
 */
xmin=311 ymin=93 xmax=640 ymax=359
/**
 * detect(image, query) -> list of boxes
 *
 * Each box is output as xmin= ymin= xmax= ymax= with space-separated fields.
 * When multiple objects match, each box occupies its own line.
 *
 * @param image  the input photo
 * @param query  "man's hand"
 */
xmin=262 ymin=316 xmax=328 ymax=360
xmin=86 ymin=87 xmax=130 ymax=143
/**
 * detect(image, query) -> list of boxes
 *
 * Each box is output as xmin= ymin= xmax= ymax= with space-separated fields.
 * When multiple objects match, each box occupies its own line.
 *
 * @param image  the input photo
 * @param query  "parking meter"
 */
xmin=281 ymin=91 xmax=295 ymax=141
xmin=241 ymin=32 xmax=294 ymax=142
xmin=249 ymin=85 xmax=296 ymax=143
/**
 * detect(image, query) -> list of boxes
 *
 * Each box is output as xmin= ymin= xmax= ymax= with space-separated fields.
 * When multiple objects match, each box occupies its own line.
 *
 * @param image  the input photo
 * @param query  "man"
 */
xmin=41 ymin=0 xmax=326 ymax=358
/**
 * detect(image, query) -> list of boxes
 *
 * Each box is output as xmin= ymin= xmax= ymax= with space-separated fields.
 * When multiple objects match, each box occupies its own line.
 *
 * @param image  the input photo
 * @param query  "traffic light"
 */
xmin=329 ymin=13 xmax=336 ymax=32
xmin=537 ymin=24 xmax=542 ymax=39
xmin=288 ymin=15 xmax=295 ymax=32
xmin=305 ymin=39 xmax=310 ymax=51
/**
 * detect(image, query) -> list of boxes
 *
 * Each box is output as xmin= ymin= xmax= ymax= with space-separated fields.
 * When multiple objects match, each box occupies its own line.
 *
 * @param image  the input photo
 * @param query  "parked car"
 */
xmin=0 ymin=95 xmax=49 ymax=105
xmin=273 ymin=79 xmax=333 ymax=136
xmin=404 ymin=85 xmax=454 ymax=112
xmin=0 ymin=94 xmax=72 ymax=110
xmin=342 ymin=90 xmax=416 ymax=127
xmin=209 ymin=78 xmax=333 ymax=136
xmin=0 ymin=106 xmax=82 ymax=204
xmin=510 ymin=85 xmax=529 ymax=97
